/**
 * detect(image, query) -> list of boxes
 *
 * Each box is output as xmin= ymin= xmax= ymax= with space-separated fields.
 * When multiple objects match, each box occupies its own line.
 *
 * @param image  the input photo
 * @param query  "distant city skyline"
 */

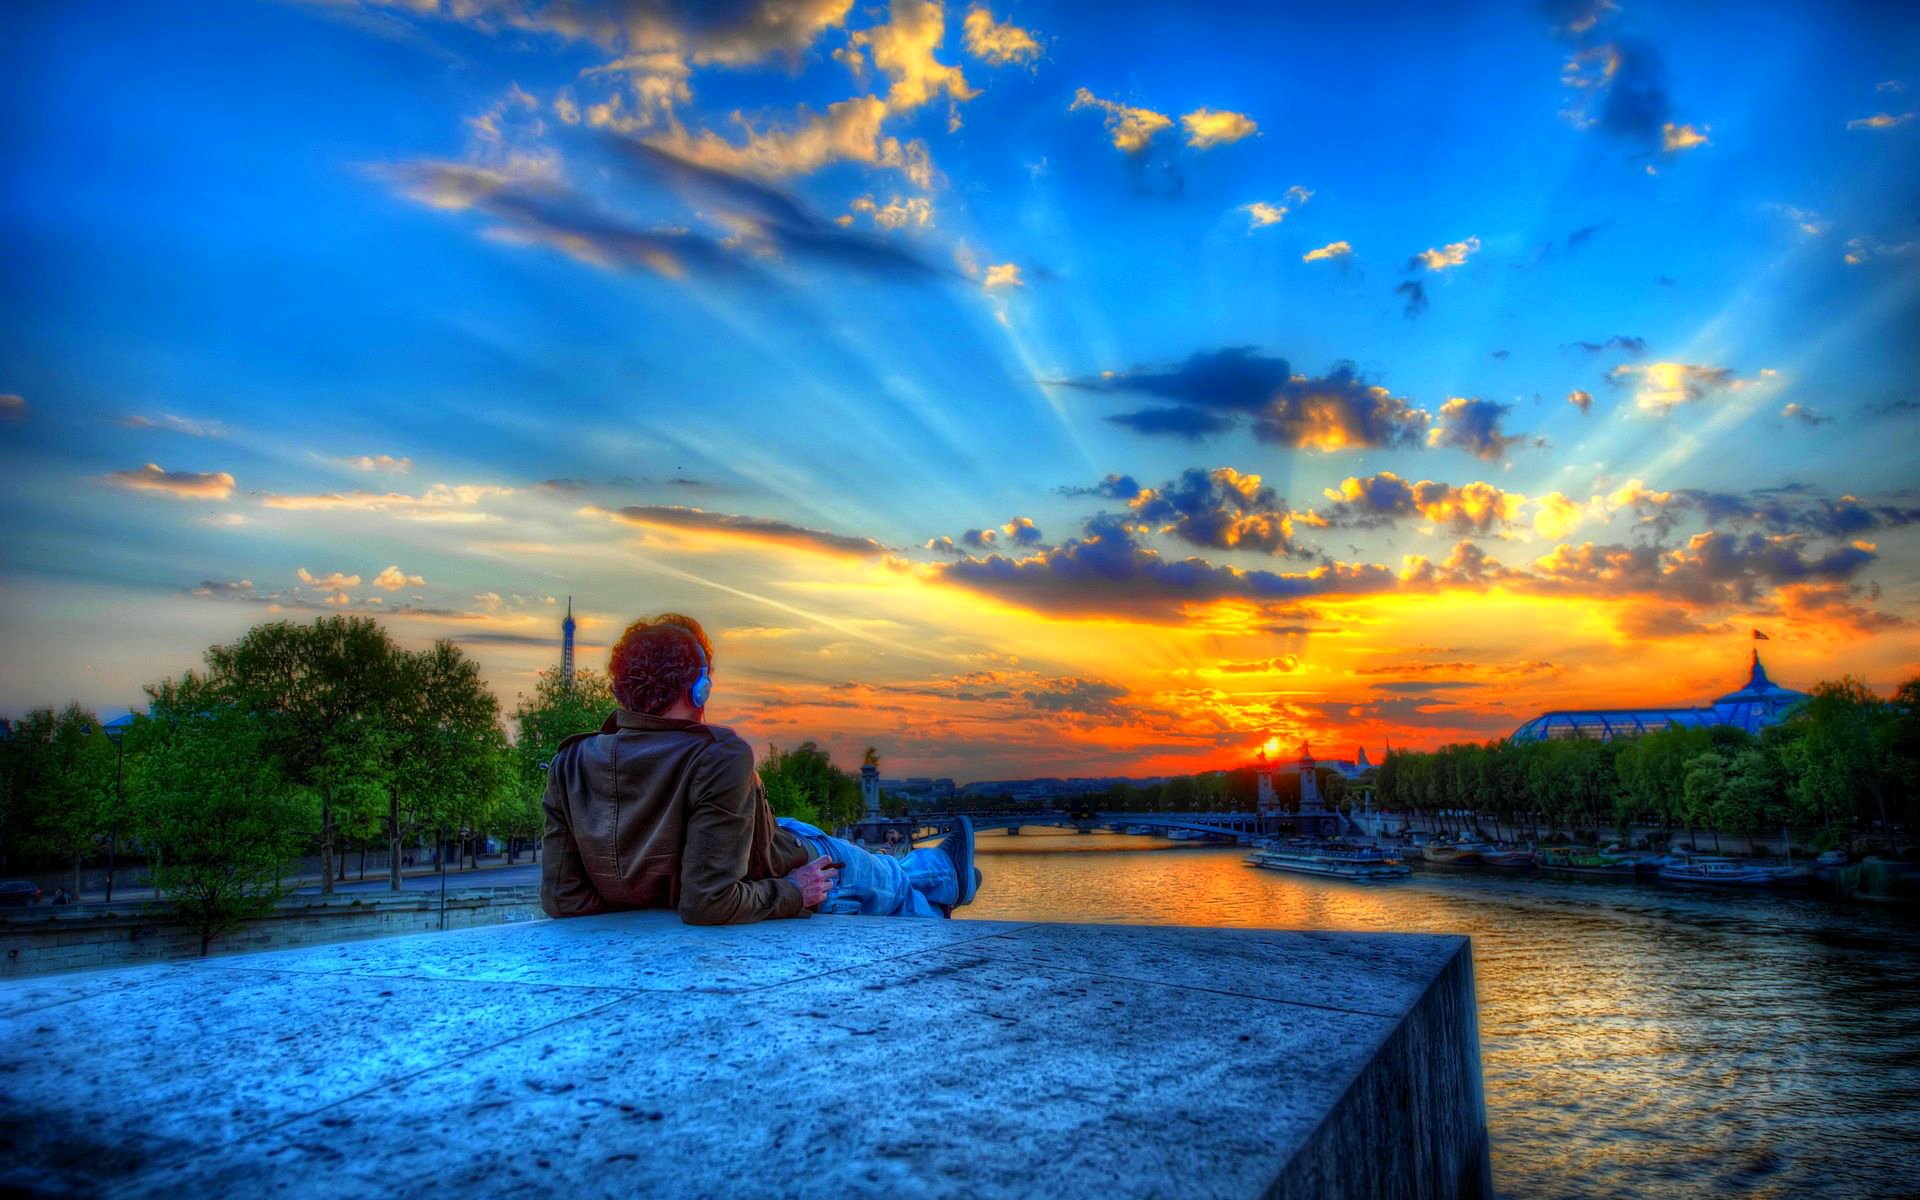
xmin=2 ymin=0 xmax=1916 ymax=779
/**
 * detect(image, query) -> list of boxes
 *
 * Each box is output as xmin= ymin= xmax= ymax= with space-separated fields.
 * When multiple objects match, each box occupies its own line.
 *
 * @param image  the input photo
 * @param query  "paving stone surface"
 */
xmin=0 ymin=912 xmax=1486 ymax=1199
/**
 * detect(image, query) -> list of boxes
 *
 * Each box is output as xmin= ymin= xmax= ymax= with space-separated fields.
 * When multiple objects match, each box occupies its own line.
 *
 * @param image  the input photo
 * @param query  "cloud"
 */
xmin=982 ymin=262 xmax=1022 ymax=289
xmin=331 ymin=453 xmax=414 ymax=473
xmin=1781 ymin=402 xmax=1832 ymax=427
xmin=1661 ymin=122 xmax=1709 ymax=152
xmin=647 ymin=95 xmax=931 ymax=185
xmin=1054 ymin=348 xmax=1432 ymax=452
xmin=200 ymin=513 xmax=250 ymax=528
xmin=1070 ymin=87 xmax=1172 ymax=153
xmin=1408 ymin=237 xmax=1480 ymax=272
xmin=1243 ymin=202 xmax=1287 ymax=229
xmin=1568 ymin=389 xmax=1594 ymax=413
xmin=1657 ymin=489 xmax=1920 ymax=540
xmin=1105 ymin=408 xmax=1239 ymax=440
xmin=1180 ymin=107 xmax=1258 ymax=148
xmin=1565 ymin=223 xmax=1606 ymax=249
xmin=1559 ymin=37 xmax=1680 ymax=150
xmin=386 ymin=142 xmax=954 ymax=286
xmin=1843 ymin=235 xmax=1918 ymax=265
xmin=1543 ymin=0 xmax=1618 ymax=36
xmin=1021 ymin=677 xmax=1128 ymax=716
xmin=120 ymin=413 xmax=225 ymax=437
xmin=264 ymin=482 xmax=513 ymax=521
xmin=297 ymin=568 xmax=362 ymax=589
xmin=191 ymin=579 xmax=256 ymax=597
xmin=375 ymin=161 xmax=755 ymax=281
xmin=1847 ymin=112 xmax=1914 ymax=130
xmin=845 ymin=194 xmax=933 ymax=230
xmin=602 ymin=138 xmax=952 ymax=280
xmin=1765 ymin=204 xmax=1829 ymax=236
xmin=105 ymin=463 xmax=236 ymax=500
xmin=1528 ymin=531 xmax=1878 ymax=607
xmin=595 ymin=503 xmax=888 ymax=557
xmin=1302 ymin=240 xmax=1352 ymax=263
xmin=1320 ymin=472 xmax=1527 ymax=535
xmin=1573 ymin=334 xmax=1647 ymax=355
xmin=961 ymin=4 xmax=1039 ymax=65
xmin=999 ymin=516 xmax=1044 ymax=546
xmin=0 ymin=394 xmax=23 ymax=420
xmin=372 ymin=565 xmax=426 ymax=590
xmin=1395 ymin=280 xmax=1428 ymax=317
xmin=934 ymin=513 xmax=1398 ymax=619
xmin=1124 ymin=467 xmax=1314 ymax=558
xmin=1427 ymin=397 xmax=1524 ymax=461
xmin=1607 ymin=361 xmax=1772 ymax=411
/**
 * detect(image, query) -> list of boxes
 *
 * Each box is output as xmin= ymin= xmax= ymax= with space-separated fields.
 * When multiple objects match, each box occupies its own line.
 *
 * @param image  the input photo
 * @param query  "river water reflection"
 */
xmin=955 ymin=830 xmax=1920 ymax=1199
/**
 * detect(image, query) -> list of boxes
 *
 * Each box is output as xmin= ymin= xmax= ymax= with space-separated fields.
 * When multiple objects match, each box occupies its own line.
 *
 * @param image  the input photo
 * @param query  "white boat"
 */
xmin=1165 ymin=829 xmax=1199 ymax=841
xmin=1246 ymin=839 xmax=1412 ymax=881
xmin=1657 ymin=854 xmax=1805 ymax=886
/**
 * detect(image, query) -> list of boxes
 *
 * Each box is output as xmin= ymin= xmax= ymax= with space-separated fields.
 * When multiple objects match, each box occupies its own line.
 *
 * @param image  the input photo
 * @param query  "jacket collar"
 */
xmin=602 ymin=707 xmax=707 ymax=735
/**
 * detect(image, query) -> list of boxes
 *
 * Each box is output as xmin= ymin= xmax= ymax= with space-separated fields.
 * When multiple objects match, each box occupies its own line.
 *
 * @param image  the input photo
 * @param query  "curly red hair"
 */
xmin=608 ymin=613 xmax=714 ymax=715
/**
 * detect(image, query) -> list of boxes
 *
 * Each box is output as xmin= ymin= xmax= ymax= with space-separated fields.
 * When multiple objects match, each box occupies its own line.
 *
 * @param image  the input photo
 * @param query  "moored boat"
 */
xmin=1247 ymin=839 xmax=1412 ymax=881
xmin=1657 ymin=854 xmax=1804 ymax=886
xmin=1421 ymin=841 xmax=1486 ymax=866
xmin=1537 ymin=846 xmax=1637 ymax=877
xmin=1480 ymin=848 xmax=1536 ymax=870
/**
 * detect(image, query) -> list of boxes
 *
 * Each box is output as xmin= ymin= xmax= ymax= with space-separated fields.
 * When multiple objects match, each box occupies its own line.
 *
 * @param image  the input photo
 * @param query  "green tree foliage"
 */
xmin=131 ymin=681 xmax=317 ymax=955
xmin=757 ymin=742 xmax=861 ymax=828
xmin=1375 ymin=675 xmax=1919 ymax=848
xmin=2 ymin=706 xmax=114 ymax=895
xmin=202 ymin=617 xmax=400 ymax=894
xmin=507 ymin=667 xmax=615 ymax=858
xmin=381 ymin=640 xmax=509 ymax=883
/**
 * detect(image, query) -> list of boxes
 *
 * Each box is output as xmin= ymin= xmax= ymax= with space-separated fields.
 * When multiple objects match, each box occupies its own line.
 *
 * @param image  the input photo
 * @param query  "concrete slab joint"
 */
xmin=0 ymin=914 xmax=1489 ymax=1199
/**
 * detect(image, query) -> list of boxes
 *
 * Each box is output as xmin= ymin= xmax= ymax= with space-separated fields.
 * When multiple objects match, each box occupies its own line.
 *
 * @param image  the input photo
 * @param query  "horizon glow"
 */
xmin=2 ymin=0 xmax=1917 ymax=782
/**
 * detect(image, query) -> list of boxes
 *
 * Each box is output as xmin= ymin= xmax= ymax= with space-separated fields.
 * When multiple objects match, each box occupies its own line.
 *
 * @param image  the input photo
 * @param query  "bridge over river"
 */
xmin=900 ymin=808 xmax=1353 ymax=843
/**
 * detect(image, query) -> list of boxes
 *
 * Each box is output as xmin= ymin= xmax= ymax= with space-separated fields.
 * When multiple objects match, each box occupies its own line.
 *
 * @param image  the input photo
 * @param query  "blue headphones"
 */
xmin=688 ymin=638 xmax=712 ymax=709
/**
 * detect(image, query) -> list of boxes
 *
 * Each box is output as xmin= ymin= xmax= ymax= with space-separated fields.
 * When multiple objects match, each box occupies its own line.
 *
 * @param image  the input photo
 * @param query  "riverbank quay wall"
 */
xmin=0 ymin=886 xmax=544 ymax=980
xmin=0 ymin=913 xmax=1492 ymax=1200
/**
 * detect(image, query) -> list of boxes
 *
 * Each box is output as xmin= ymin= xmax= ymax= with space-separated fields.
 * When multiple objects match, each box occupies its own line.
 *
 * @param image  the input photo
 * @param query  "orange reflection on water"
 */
xmin=957 ymin=831 xmax=1920 ymax=1199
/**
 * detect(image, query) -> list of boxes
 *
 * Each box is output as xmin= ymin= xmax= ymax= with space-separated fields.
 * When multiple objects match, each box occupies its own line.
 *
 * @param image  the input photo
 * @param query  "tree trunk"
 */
xmin=388 ymin=788 xmax=403 ymax=893
xmin=72 ymin=850 xmax=82 ymax=904
xmin=336 ymin=844 xmax=347 ymax=882
xmin=358 ymin=840 xmax=366 ymax=881
xmin=1711 ymin=826 xmax=1721 ymax=853
xmin=319 ymin=802 xmax=335 ymax=896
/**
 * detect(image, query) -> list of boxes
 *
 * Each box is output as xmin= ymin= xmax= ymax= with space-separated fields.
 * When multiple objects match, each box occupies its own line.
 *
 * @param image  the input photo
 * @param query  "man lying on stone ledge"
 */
xmin=541 ymin=613 xmax=981 ymax=924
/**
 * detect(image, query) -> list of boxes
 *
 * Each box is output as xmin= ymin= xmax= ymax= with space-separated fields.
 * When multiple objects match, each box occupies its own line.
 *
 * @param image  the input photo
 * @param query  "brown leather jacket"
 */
xmin=539 ymin=709 xmax=813 ymax=925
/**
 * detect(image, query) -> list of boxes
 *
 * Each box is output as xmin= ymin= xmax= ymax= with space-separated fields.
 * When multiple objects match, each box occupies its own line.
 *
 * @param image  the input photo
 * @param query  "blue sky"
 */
xmin=2 ymin=0 xmax=1917 ymax=778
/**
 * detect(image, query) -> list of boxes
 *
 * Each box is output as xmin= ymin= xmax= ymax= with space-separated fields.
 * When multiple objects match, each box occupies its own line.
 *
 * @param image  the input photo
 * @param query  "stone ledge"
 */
xmin=0 ymin=913 xmax=1489 ymax=1199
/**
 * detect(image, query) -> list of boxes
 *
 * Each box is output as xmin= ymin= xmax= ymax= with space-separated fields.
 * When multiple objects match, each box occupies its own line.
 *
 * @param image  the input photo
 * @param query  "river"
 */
xmin=954 ymin=830 xmax=1920 ymax=1199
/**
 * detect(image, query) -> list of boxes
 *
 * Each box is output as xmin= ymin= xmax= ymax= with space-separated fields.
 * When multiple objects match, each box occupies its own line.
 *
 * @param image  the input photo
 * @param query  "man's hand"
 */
xmin=786 ymin=855 xmax=841 ymax=907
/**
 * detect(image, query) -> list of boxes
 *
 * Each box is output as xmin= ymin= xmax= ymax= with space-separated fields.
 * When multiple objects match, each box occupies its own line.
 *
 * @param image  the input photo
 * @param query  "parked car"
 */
xmin=0 ymin=881 xmax=42 ymax=907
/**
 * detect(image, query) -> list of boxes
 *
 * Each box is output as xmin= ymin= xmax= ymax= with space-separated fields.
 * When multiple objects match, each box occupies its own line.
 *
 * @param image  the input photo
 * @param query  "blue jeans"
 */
xmin=776 ymin=818 xmax=944 ymax=918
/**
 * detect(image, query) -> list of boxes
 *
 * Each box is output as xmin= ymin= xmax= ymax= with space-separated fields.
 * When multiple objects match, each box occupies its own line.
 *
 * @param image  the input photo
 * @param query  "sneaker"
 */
xmin=939 ymin=815 xmax=978 ymax=907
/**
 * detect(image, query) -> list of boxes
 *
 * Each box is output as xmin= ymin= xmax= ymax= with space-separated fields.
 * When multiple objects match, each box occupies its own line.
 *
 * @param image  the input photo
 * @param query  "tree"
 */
xmin=131 ymin=683 xmax=316 ymax=956
xmin=1790 ymin=677 xmax=1896 ymax=840
xmin=382 ymin=641 xmax=508 ymax=886
xmin=758 ymin=742 xmax=860 ymax=829
xmin=508 ymin=666 xmax=615 ymax=860
xmin=6 ymin=705 xmax=113 ymax=896
xmin=203 ymin=617 xmax=401 ymax=895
